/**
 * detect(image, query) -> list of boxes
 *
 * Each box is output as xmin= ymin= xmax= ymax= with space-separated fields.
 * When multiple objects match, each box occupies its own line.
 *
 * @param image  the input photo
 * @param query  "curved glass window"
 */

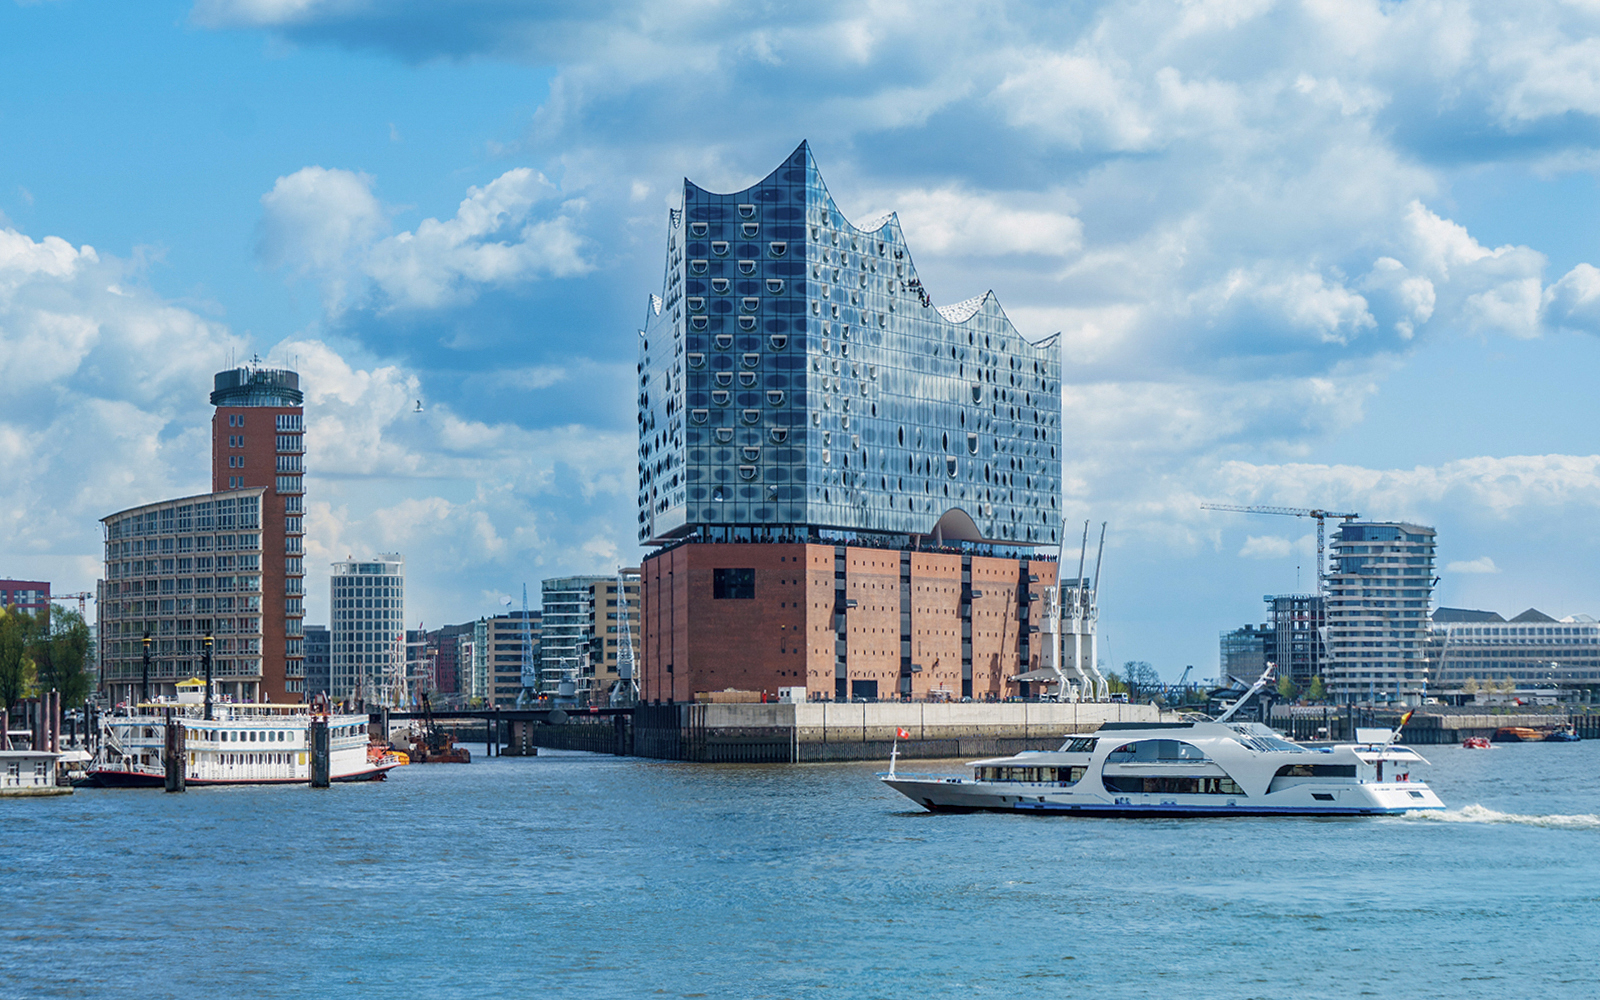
xmin=739 ymin=259 xmax=757 ymax=274
xmin=742 ymin=353 xmax=760 ymax=368
xmin=713 ymin=334 xmax=734 ymax=350
xmin=767 ymin=390 xmax=785 ymax=406
xmin=770 ymin=428 xmax=788 ymax=443
xmin=1105 ymin=740 xmax=1209 ymax=763
xmin=767 ymin=278 xmax=785 ymax=294
xmin=741 ymin=297 xmax=760 ymax=313
xmin=739 ymin=316 xmax=757 ymax=330
xmin=687 ymin=297 xmax=705 ymax=312
xmin=739 ymin=465 xmax=758 ymax=480
xmin=711 ymin=241 xmax=729 ymax=256
xmin=738 ymin=204 xmax=756 ymax=219
xmin=738 ymin=371 xmax=757 ymax=387
xmin=711 ymin=390 xmax=731 ymax=405
xmin=741 ymin=222 xmax=760 ymax=237
xmin=741 ymin=409 xmax=761 ymax=425
xmin=687 ymin=353 xmax=705 ymax=368
xmin=690 ymin=223 xmax=708 ymax=237
xmin=711 ymin=278 xmax=730 ymax=293
xmin=769 ymin=335 xmax=787 ymax=350
xmin=714 ymin=372 xmax=733 ymax=387
xmin=769 ymin=239 xmax=786 ymax=255
xmin=691 ymin=316 xmax=708 ymax=330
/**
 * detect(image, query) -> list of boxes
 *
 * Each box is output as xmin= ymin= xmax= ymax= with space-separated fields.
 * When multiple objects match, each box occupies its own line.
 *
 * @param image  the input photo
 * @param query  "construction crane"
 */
xmin=56 ymin=592 xmax=94 ymax=617
xmin=1199 ymin=504 xmax=1359 ymax=597
xmin=613 ymin=568 xmax=638 ymax=707
xmin=517 ymin=583 xmax=536 ymax=707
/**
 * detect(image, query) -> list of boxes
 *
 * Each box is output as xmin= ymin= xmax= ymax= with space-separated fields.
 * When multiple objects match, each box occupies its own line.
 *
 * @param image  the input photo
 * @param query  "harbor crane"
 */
xmin=1199 ymin=504 xmax=1359 ymax=597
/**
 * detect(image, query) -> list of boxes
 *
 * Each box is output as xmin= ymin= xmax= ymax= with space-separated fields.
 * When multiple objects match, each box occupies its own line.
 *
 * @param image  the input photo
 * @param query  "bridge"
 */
xmin=367 ymin=704 xmax=632 ymax=756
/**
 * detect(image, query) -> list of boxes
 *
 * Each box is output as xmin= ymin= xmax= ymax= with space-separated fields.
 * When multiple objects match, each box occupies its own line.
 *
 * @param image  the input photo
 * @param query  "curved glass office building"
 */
xmin=638 ymin=142 xmax=1062 ymax=547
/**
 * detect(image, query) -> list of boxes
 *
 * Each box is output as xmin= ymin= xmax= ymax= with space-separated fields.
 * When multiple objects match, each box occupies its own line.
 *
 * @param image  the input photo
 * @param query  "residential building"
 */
xmin=539 ymin=573 xmax=640 ymax=702
xmin=99 ymin=490 xmax=268 ymax=703
xmin=636 ymin=143 xmax=1065 ymax=703
xmin=473 ymin=612 xmax=539 ymax=708
xmin=303 ymin=624 xmax=330 ymax=697
xmin=329 ymin=554 xmax=406 ymax=704
xmin=1431 ymin=607 xmax=1600 ymax=696
xmin=408 ymin=622 xmax=473 ymax=701
xmin=1324 ymin=522 xmax=1437 ymax=703
xmin=99 ymin=362 xmax=306 ymax=704
xmin=1219 ymin=623 xmax=1272 ymax=686
xmin=0 ymin=580 xmax=49 ymax=616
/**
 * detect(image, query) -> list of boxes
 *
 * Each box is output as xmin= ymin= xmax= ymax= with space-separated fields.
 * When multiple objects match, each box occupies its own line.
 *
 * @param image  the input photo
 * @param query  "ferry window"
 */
xmin=1107 ymin=740 xmax=1206 ymax=762
xmin=1063 ymin=738 xmax=1097 ymax=753
xmin=713 ymin=568 xmax=756 ymax=600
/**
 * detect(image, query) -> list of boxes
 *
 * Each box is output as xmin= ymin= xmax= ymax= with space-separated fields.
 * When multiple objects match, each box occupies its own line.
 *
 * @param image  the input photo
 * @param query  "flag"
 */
xmin=1398 ymin=709 xmax=1415 ymax=728
xmin=896 ymin=727 xmax=910 ymax=740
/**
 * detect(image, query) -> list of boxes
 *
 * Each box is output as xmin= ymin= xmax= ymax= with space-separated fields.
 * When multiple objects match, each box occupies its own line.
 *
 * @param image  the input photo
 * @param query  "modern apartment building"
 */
xmin=329 ymin=554 xmax=406 ymax=704
xmin=99 ymin=362 xmax=306 ymax=703
xmin=539 ymin=573 xmax=640 ymax=702
xmin=473 ymin=612 xmax=540 ymax=708
xmin=1324 ymin=522 xmax=1436 ymax=702
xmin=636 ymin=143 xmax=1065 ymax=703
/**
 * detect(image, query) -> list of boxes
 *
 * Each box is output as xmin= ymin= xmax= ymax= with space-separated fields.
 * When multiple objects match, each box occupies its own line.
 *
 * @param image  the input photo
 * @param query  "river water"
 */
xmin=5 ymin=741 xmax=1600 ymax=999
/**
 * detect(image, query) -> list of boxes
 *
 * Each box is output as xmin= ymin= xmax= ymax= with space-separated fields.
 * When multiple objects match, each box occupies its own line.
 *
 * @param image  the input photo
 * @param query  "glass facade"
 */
xmin=1432 ymin=613 xmax=1600 ymax=690
xmin=329 ymin=555 xmax=406 ymax=704
xmin=638 ymin=142 xmax=1062 ymax=547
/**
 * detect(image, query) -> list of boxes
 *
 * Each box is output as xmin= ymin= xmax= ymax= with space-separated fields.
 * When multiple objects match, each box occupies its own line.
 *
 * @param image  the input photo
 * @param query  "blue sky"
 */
xmin=5 ymin=0 xmax=1600 ymax=680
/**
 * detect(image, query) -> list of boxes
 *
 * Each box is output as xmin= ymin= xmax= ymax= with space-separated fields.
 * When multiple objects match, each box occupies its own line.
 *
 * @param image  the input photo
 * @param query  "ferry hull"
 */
xmin=881 ymin=777 xmax=1445 ymax=817
xmin=86 ymin=761 xmax=401 ymax=788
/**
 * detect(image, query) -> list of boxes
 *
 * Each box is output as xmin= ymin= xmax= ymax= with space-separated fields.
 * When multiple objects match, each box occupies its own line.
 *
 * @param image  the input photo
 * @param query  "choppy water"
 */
xmin=5 ymin=741 xmax=1600 ymax=999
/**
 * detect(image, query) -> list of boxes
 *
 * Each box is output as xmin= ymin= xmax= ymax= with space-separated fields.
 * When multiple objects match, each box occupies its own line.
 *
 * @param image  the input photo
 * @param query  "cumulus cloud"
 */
xmin=258 ymin=166 xmax=591 ymax=312
xmin=1448 ymin=557 xmax=1501 ymax=574
xmin=1238 ymin=535 xmax=1291 ymax=559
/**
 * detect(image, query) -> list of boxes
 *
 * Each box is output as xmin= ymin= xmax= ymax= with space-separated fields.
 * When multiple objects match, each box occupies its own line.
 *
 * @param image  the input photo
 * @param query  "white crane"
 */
xmin=613 ymin=569 xmax=638 ymax=707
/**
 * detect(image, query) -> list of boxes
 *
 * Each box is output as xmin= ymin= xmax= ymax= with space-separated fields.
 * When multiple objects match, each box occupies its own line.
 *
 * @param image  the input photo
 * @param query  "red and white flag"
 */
xmin=896 ymin=727 xmax=911 ymax=740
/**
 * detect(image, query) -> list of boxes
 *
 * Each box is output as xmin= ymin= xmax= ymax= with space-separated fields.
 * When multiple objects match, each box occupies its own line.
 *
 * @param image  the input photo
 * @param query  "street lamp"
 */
xmin=202 ymin=632 xmax=214 ymax=721
xmin=141 ymin=631 xmax=151 ymax=705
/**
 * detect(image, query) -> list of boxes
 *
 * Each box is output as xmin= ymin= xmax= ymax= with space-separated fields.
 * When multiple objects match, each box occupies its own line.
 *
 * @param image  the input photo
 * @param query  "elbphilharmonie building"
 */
xmin=637 ymin=142 xmax=1062 ymax=548
xmin=635 ymin=144 xmax=1071 ymax=705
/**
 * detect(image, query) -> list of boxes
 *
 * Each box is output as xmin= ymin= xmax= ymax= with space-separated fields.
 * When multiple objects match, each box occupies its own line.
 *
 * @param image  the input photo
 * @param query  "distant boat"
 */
xmin=1462 ymin=736 xmax=1491 ymax=749
xmin=1544 ymin=728 xmax=1581 ymax=743
xmin=1492 ymin=727 xmax=1545 ymax=743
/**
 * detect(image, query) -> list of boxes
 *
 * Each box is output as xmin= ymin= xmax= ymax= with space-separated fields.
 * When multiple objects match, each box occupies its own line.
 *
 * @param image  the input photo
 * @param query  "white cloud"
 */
xmin=258 ymin=166 xmax=591 ymax=313
xmin=1238 ymin=534 xmax=1291 ymax=559
xmin=1448 ymin=557 xmax=1500 ymax=574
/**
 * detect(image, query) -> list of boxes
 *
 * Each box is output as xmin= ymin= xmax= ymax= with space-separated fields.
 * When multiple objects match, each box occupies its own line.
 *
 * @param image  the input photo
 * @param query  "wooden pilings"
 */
xmin=310 ymin=718 xmax=330 ymax=788
xmin=163 ymin=708 xmax=186 ymax=793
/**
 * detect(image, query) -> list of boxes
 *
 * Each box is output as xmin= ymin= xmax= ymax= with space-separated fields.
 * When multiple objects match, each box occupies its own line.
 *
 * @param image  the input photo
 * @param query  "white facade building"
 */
xmin=329 ymin=554 xmax=406 ymax=704
xmin=1324 ymin=522 xmax=1436 ymax=703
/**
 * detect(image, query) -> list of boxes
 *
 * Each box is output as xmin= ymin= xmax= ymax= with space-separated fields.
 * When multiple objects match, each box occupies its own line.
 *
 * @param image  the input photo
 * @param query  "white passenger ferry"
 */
xmin=881 ymin=719 xmax=1444 ymax=817
xmin=87 ymin=681 xmax=404 ymax=787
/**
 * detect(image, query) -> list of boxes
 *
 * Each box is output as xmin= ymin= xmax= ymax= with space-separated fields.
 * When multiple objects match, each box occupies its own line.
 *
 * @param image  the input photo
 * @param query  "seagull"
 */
xmin=414 ymin=399 xmax=424 ymax=412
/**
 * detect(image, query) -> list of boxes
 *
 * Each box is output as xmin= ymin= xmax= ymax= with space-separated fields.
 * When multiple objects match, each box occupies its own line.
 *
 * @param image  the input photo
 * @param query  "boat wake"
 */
xmin=1403 ymin=803 xmax=1600 ymax=829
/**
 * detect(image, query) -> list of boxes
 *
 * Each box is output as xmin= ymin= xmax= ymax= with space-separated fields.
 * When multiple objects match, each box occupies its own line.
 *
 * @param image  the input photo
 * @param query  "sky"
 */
xmin=4 ymin=0 xmax=1600 ymax=681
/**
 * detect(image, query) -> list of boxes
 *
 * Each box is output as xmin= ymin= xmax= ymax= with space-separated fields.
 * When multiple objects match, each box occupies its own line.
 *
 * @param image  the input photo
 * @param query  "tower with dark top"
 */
xmin=210 ymin=361 xmax=307 ymax=700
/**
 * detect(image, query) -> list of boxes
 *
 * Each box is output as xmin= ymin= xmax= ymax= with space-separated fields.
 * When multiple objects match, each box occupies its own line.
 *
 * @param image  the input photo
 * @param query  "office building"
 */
xmin=1219 ymin=623 xmax=1272 ymax=685
xmin=303 ymin=624 xmax=330 ymax=697
xmin=1324 ymin=521 xmax=1436 ymax=702
xmin=1432 ymin=607 xmax=1600 ymax=695
xmin=0 ymin=580 xmax=50 ymax=616
xmin=99 ymin=362 xmax=306 ymax=704
xmin=329 ymin=554 xmax=406 ymax=704
xmin=636 ymin=143 xmax=1065 ymax=703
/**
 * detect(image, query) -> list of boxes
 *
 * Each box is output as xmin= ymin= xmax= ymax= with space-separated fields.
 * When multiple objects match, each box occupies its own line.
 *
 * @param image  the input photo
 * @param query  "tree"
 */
xmin=1307 ymin=675 xmax=1326 ymax=702
xmin=29 ymin=605 xmax=91 ymax=707
xmin=1122 ymin=660 xmax=1160 ymax=702
xmin=1276 ymin=674 xmax=1300 ymax=700
xmin=1103 ymin=670 xmax=1128 ymax=695
xmin=0 ymin=608 xmax=43 ymax=714
xmin=1463 ymin=676 xmax=1481 ymax=694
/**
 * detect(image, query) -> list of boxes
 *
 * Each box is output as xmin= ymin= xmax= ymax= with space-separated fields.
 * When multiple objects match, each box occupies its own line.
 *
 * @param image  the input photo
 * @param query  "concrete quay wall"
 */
xmin=787 ymin=701 xmax=1164 ymax=743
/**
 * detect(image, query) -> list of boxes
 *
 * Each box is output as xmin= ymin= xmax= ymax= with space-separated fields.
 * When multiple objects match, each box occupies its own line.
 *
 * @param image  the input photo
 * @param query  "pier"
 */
xmin=375 ymin=701 xmax=1167 ymax=764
